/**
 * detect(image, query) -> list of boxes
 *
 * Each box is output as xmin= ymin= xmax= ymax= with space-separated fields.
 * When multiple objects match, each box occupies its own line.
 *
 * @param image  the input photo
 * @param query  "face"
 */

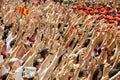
xmin=36 ymin=54 xmax=41 ymax=59
xmin=69 ymin=71 xmax=74 ymax=77
xmin=117 ymin=34 xmax=120 ymax=40
xmin=83 ymin=71 xmax=88 ymax=77
xmin=36 ymin=62 xmax=41 ymax=70
xmin=11 ymin=61 xmax=21 ymax=72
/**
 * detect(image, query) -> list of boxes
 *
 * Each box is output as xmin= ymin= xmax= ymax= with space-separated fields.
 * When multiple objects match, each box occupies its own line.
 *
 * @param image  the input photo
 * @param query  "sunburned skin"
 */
xmin=0 ymin=0 xmax=120 ymax=80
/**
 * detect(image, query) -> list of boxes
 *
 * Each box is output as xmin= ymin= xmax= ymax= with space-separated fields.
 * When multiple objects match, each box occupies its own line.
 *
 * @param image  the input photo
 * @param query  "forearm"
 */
xmin=109 ymin=39 xmax=115 ymax=50
xmin=87 ymin=72 xmax=94 ymax=80
xmin=110 ymin=47 xmax=119 ymax=64
xmin=43 ymin=55 xmax=59 ymax=79
xmin=22 ymin=48 xmax=34 ymax=61
xmin=111 ymin=51 xmax=120 ymax=69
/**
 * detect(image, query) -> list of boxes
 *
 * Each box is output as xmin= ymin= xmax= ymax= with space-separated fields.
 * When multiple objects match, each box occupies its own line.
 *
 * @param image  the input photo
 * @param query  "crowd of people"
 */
xmin=0 ymin=0 xmax=120 ymax=80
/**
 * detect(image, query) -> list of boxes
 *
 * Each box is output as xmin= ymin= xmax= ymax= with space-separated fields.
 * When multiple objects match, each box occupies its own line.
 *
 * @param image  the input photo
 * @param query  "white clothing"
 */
xmin=14 ymin=66 xmax=23 ymax=80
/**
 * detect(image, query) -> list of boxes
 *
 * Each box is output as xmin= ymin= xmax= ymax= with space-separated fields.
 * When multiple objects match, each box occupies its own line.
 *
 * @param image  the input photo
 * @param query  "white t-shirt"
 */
xmin=39 ymin=68 xmax=48 ymax=80
xmin=2 ymin=66 xmax=10 ymax=75
xmin=14 ymin=66 xmax=23 ymax=80
xmin=6 ymin=32 xmax=13 ymax=53
xmin=0 ymin=55 xmax=4 ymax=63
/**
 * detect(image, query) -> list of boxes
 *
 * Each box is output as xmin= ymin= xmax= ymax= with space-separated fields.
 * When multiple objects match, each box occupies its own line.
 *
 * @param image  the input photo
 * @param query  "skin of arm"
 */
xmin=72 ymin=61 xmax=85 ymax=80
xmin=3 ymin=46 xmax=19 ymax=67
xmin=111 ymin=51 xmax=120 ymax=69
xmin=42 ymin=53 xmax=60 ymax=80
xmin=110 ymin=41 xmax=120 ymax=64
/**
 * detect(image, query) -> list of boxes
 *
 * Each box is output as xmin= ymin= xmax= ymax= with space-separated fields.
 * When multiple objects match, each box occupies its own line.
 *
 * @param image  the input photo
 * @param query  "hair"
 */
xmin=76 ymin=55 xmax=79 ymax=64
xmin=79 ymin=68 xmax=87 ymax=78
xmin=79 ymin=70 xmax=84 ymax=77
xmin=33 ymin=59 xmax=39 ymax=67
xmin=28 ymin=77 xmax=34 ymax=80
xmin=57 ymin=54 xmax=64 ymax=65
xmin=92 ymin=64 xmax=104 ymax=80
xmin=2 ymin=29 xmax=9 ymax=40
xmin=4 ymin=23 xmax=13 ymax=30
xmin=64 ymin=24 xmax=68 ymax=27
xmin=37 ymin=48 xmax=49 ymax=59
xmin=58 ymin=23 xmax=61 ymax=29
xmin=22 ymin=31 xmax=26 ymax=36
xmin=98 ymin=47 xmax=101 ymax=55
xmin=53 ymin=78 xmax=56 ymax=80
xmin=0 ymin=16 xmax=3 ymax=25
xmin=41 ymin=34 xmax=44 ymax=40
xmin=70 ymin=68 xmax=75 ymax=72
xmin=109 ymin=69 xmax=119 ymax=78
xmin=88 ymin=32 xmax=92 ymax=37
xmin=26 ymin=37 xmax=29 ymax=40
xmin=3 ymin=54 xmax=6 ymax=59
xmin=83 ymin=38 xmax=91 ymax=47
xmin=2 ymin=73 xmax=9 ymax=80
xmin=116 ymin=61 xmax=120 ymax=69
xmin=69 ymin=38 xmax=75 ymax=47
xmin=10 ymin=39 xmax=16 ymax=48
xmin=92 ymin=67 xmax=100 ymax=80
xmin=79 ymin=23 xmax=83 ymax=28
xmin=34 ymin=27 xmax=38 ymax=34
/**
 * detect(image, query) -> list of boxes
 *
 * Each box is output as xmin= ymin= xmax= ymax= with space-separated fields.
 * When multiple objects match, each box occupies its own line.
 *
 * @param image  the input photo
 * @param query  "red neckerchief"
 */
xmin=29 ymin=36 xmax=35 ymax=43
xmin=1 ymin=52 xmax=5 ymax=55
xmin=68 ymin=76 xmax=72 ymax=80
xmin=0 ymin=74 xmax=2 ymax=79
xmin=70 ymin=25 xmax=77 ymax=33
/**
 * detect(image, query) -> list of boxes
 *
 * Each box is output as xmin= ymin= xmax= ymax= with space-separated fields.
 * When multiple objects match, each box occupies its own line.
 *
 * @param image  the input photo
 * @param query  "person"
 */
xmin=0 ymin=0 xmax=120 ymax=80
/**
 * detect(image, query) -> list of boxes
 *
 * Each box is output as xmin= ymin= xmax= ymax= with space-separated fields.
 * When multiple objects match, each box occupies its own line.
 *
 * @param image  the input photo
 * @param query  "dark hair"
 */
xmin=109 ymin=69 xmax=119 ymax=78
xmin=64 ymin=24 xmax=68 ymax=27
xmin=79 ymin=69 xmax=87 ymax=77
xmin=28 ymin=77 xmax=34 ymax=80
xmin=22 ymin=31 xmax=26 ymax=36
xmin=92 ymin=66 xmax=101 ymax=80
xmin=26 ymin=37 xmax=29 ymax=40
xmin=76 ymin=55 xmax=79 ymax=64
xmin=8 ymin=23 xmax=13 ymax=29
xmin=69 ymin=38 xmax=75 ymax=47
xmin=2 ymin=73 xmax=9 ymax=80
xmin=116 ymin=61 xmax=120 ymax=69
xmin=3 ymin=54 xmax=6 ymax=59
xmin=41 ymin=34 xmax=44 ymax=40
xmin=0 ymin=16 xmax=3 ymax=25
xmin=98 ymin=47 xmax=101 ymax=55
xmin=37 ymin=48 xmax=49 ymax=58
xmin=4 ymin=23 xmax=13 ymax=30
xmin=2 ymin=29 xmax=9 ymax=40
xmin=34 ymin=27 xmax=38 ymax=34
xmin=10 ymin=39 xmax=16 ymax=48
xmin=70 ymin=68 xmax=75 ymax=72
xmin=58 ymin=54 xmax=64 ymax=65
xmin=53 ymin=78 xmax=56 ymax=80
xmin=79 ymin=70 xmax=84 ymax=77
xmin=79 ymin=23 xmax=83 ymax=28
xmin=33 ymin=59 xmax=39 ymax=67
xmin=92 ymin=64 xmax=104 ymax=80
xmin=58 ymin=23 xmax=61 ymax=29
xmin=83 ymin=39 xmax=91 ymax=47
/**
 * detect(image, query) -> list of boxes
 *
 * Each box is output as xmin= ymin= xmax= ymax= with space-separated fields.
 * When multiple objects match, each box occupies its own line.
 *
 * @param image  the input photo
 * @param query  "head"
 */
xmin=33 ymin=59 xmax=41 ymax=70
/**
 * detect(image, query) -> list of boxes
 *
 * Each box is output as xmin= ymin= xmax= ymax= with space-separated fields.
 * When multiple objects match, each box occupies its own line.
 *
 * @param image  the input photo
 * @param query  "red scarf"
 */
xmin=68 ymin=76 xmax=72 ymax=80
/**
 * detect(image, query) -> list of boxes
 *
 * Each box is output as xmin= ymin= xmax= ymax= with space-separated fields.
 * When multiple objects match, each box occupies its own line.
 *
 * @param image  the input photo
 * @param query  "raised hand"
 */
xmin=102 ymin=63 xmax=111 ymax=80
